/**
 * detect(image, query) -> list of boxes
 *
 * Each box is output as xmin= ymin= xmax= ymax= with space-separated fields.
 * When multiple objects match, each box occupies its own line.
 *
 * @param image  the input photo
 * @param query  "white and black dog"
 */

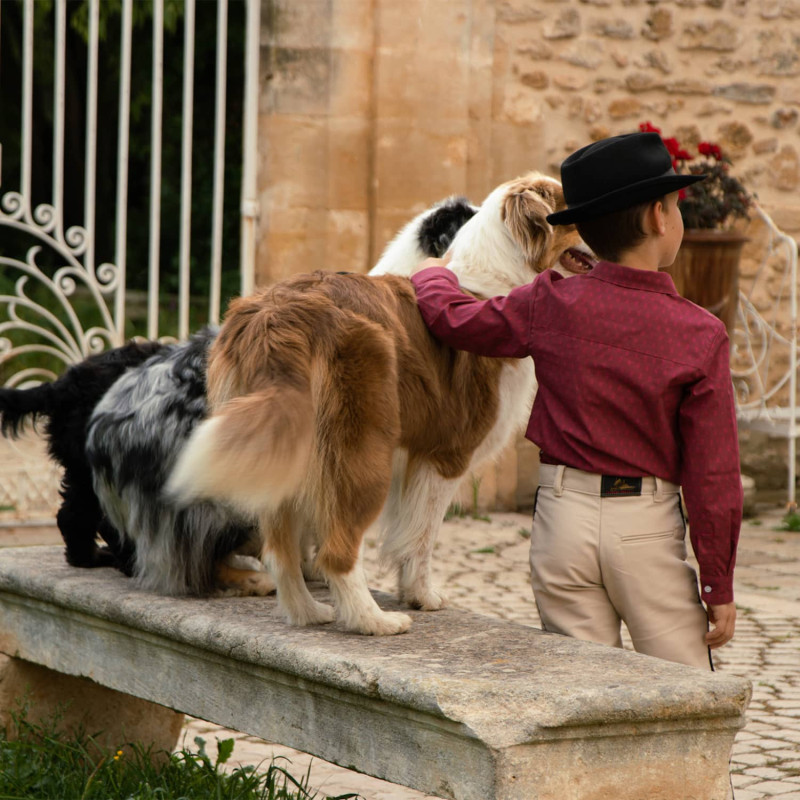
xmin=81 ymin=196 xmax=478 ymax=595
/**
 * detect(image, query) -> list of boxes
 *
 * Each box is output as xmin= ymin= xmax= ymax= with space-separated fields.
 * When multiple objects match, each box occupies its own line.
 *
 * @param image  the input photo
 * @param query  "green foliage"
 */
xmin=0 ymin=708 xmax=362 ymax=800
xmin=777 ymin=509 xmax=800 ymax=532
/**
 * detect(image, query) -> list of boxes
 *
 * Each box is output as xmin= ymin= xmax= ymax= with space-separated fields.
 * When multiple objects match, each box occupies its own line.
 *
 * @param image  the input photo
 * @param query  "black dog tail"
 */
xmin=0 ymin=383 xmax=56 ymax=439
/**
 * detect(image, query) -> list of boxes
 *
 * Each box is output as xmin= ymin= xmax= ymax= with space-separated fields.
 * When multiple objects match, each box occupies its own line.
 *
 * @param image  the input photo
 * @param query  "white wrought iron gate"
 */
xmin=0 ymin=0 xmax=260 ymax=519
xmin=0 ymin=0 xmax=260 ymax=384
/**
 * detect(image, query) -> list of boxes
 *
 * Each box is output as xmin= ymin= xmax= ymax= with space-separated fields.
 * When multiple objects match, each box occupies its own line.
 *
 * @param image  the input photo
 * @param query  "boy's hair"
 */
xmin=575 ymin=197 xmax=663 ymax=263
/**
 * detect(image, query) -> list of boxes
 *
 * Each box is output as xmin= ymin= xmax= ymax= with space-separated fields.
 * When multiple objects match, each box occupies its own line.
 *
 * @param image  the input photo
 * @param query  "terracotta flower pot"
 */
xmin=660 ymin=229 xmax=748 ymax=338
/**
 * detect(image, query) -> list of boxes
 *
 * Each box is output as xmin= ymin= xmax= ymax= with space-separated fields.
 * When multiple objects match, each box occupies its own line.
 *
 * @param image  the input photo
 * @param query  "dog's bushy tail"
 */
xmin=166 ymin=382 xmax=313 ymax=516
xmin=0 ymin=383 xmax=56 ymax=439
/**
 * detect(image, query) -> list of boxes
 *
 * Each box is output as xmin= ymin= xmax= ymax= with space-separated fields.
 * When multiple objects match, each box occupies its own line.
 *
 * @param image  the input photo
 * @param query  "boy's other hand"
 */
xmin=705 ymin=602 xmax=736 ymax=649
xmin=410 ymin=253 xmax=451 ymax=276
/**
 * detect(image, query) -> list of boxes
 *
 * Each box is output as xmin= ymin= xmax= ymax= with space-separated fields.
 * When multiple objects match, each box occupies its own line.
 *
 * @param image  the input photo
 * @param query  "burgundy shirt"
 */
xmin=412 ymin=261 xmax=742 ymax=605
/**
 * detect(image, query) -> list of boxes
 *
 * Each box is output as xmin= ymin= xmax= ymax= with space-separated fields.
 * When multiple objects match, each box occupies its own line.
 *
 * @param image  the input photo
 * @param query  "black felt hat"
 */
xmin=546 ymin=132 xmax=706 ymax=226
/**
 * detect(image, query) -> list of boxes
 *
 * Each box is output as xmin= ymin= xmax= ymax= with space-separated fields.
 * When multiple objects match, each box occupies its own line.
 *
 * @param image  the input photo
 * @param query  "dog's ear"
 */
xmin=502 ymin=179 xmax=558 ymax=271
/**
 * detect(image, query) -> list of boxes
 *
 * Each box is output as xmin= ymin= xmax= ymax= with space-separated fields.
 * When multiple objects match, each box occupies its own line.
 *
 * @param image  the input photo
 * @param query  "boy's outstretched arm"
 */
xmin=410 ymin=261 xmax=538 ymax=359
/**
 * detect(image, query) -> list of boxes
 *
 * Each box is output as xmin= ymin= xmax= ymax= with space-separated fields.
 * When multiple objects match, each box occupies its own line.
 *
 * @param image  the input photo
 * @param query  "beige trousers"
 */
xmin=530 ymin=464 xmax=712 ymax=670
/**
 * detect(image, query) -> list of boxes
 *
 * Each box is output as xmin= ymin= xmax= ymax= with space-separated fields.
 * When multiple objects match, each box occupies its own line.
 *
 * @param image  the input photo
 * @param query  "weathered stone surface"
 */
xmin=713 ymin=83 xmax=777 ymax=104
xmin=626 ymin=72 xmax=665 ymax=92
xmin=718 ymin=120 xmax=755 ymax=158
xmin=0 ymin=656 xmax=184 ymax=754
xmin=0 ymin=547 xmax=752 ymax=800
xmin=543 ymin=8 xmax=581 ymax=39
xmin=520 ymin=70 xmax=549 ymax=89
xmin=642 ymin=7 xmax=673 ymax=40
xmin=753 ymin=137 xmax=780 ymax=155
xmin=679 ymin=20 xmax=741 ymax=51
xmin=515 ymin=40 xmax=554 ymax=60
xmin=769 ymin=145 xmax=800 ymax=191
xmin=770 ymin=107 xmax=800 ymax=129
xmin=608 ymin=96 xmax=643 ymax=118
xmin=560 ymin=39 xmax=605 ymax=69
xmin=590 ymin=18 xmax=635 ymax=38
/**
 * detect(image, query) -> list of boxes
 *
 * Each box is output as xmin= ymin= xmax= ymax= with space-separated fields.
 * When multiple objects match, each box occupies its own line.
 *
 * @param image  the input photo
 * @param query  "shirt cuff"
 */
xmin=698 ymin=575 xmax=734 ymax=605
xmin=410 ymin=266 xmax=458 ymax=290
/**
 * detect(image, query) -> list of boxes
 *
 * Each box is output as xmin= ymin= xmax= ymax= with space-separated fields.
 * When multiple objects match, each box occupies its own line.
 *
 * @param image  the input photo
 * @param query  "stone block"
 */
xmin=259 ymin=114 xmax=330 ymax=209
xmin=327 ymin=117 xmax=371 ymax=210
xmin=256 ymin=207 xmax=329 ymax=284
xmin=329 ymin=48 xmax=373 ymax=118
xmin=330 ymin=0 xmax=373 ymax=50
xmin=267 ymin=46 xmax=331 ymax=116
xmin=0 ymin=655 xmax=184 ymax=755
xmin=266 ymin=0 xmax=332 ymax=49
xmin=0 ymin=547 xmax=752 ymax=800
xmin=325 ymin=210 xmax=370 ymax=273
xmin=374 ymin=121 xmax=470 ymax=209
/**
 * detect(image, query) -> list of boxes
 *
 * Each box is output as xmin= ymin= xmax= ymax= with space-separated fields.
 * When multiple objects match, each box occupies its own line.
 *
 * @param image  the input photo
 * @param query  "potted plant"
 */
xmin=639 ymin=121 xmax=755 ymax=335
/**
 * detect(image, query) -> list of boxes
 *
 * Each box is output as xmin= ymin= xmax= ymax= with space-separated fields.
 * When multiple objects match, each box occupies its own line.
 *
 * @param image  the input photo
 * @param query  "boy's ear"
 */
xmin=644 ymin=199 xmax=666 ymax=236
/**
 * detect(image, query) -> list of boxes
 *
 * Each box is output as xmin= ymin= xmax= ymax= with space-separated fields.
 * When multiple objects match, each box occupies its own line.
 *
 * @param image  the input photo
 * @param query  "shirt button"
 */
xmin=703 ymin=585 xmax=712 ymax=593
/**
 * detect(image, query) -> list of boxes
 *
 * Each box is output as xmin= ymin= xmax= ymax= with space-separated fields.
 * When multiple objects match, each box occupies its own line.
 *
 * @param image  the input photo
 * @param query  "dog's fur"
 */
xmin=80 ymin=197 xmax=478 ymax=598
xmin=86 ymin=328 xmax=272 ymax=595
xmin=166 ymin=172 xmax=591 ymax=635
xmin=0 ymin=340 xmax=165 ymax=568
xmin=369 ymin=196 xmax=478 ymax=275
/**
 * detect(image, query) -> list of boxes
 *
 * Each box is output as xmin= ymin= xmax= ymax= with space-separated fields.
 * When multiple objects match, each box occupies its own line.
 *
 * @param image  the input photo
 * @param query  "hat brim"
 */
xmin=546 ymin=173 xmax=706 ymax=226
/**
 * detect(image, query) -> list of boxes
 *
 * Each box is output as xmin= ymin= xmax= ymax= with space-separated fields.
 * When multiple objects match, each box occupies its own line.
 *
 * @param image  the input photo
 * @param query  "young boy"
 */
xmin=411 ymin=131 xmax=742 ymax=670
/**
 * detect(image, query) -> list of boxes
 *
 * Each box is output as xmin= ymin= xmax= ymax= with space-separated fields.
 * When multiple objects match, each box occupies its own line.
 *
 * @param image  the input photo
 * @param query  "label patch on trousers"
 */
xmin=601 ymin=475 xmax=642 ymax=497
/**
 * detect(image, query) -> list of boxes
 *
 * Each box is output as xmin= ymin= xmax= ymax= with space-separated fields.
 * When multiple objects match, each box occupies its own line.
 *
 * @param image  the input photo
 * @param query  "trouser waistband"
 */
xmin=538 ymin=464 xmax=680 ymax=499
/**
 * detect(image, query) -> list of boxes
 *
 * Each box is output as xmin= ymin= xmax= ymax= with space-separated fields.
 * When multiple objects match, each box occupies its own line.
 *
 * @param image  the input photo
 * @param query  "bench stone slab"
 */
xmin=0 ymin=547 xmax=751 ymax=800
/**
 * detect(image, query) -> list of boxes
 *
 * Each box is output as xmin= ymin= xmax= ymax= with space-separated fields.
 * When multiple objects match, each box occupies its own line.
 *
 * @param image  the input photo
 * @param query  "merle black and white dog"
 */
xmin=81 ymin=195 xmax=478 ymax=596
xmin=86 ymin=327 xmax=268 ymax=595
xmin=0 ymin=340 xmax=166 ymax=568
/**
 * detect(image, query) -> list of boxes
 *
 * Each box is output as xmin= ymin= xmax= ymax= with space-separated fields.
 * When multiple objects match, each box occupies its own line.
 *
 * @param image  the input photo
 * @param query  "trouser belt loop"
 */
xmin=554 ymin=465 xmax=565 ymax=497
xmin=654 ymin=476 xmax=664 ymax=503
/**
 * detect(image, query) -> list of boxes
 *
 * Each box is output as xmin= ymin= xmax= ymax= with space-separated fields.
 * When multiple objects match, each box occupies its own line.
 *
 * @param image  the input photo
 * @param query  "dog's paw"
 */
xmin=401 ymin=586 xmax=448 ymax=612
xmin=351 ymin=610 xmax=412 ymax=636
xmin=288 ymin=600 xmax=336 ymax=627
xmin=239 ymin=571 xmax=277 ymax=596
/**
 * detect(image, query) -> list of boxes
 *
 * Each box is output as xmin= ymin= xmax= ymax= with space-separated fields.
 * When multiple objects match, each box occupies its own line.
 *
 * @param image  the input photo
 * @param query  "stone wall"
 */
xmin=256 ymin=0 xmax=800 ymax=507
xmin=256 ymin=0 xmax=800 ymax=283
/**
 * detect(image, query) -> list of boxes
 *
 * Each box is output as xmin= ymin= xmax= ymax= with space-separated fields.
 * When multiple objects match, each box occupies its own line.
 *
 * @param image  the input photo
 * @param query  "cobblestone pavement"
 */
xmin=1 ymin=433 xmax=799 ymax=798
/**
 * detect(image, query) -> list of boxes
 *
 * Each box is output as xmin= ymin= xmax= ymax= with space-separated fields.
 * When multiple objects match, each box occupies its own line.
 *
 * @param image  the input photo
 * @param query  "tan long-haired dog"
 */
xmin=167 ymin=172 xmax=593 ymax=635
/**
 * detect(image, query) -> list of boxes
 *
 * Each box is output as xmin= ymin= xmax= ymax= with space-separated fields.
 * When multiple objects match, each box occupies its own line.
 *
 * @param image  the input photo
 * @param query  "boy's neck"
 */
xmin=615 ymin=242 xmax=663 ymax=272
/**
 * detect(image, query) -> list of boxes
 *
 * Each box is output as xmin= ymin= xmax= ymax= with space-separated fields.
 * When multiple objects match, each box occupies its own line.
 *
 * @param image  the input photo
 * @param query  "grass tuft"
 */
xmin=0 ymin=708 xmax=362 ymax=800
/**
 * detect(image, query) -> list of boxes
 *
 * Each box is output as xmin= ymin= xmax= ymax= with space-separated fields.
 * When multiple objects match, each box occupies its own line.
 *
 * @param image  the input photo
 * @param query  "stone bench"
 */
xmin=0 ymin=546 xmax=751 ymax=800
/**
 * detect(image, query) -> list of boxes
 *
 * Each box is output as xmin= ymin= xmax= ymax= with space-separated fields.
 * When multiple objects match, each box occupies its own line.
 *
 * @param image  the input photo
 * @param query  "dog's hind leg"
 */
xmin=381 ymin=462 xmax=462 ymax=611
xmin=266 ymin=507 xmax=335 ymax=626
xmin=56 ymin=470 xmax=108 ymax=568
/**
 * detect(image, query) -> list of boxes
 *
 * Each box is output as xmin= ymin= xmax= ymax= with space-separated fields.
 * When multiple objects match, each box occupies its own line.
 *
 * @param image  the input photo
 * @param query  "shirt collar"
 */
xmin=588 ymin=261 xmax=678 ymax=295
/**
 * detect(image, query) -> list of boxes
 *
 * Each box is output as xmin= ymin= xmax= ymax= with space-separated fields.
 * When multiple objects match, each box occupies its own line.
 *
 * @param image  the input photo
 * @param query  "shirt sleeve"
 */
xmin=679 ymin=327 xmax=743 ymax=606
xmin=411 ymin=267 xmax=536 ymax=358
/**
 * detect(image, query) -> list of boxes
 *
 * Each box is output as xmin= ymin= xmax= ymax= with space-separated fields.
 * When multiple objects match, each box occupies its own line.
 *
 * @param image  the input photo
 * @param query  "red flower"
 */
xmin=637 ymin=120 xmax=753 ymax=229
xmin=698 ymin=141 xmax=723 ymax=161
xmin=662 ymin=137 xmax=682 ymax=157
xmin=639 ymin=121 xmax=661 ymax=134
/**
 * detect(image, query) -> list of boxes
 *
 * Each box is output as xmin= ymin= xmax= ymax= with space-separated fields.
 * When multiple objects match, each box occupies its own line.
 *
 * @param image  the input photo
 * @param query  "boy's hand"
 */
xmin=410 ymin=252 xmax=452 ymax=276
xmin=705 ymin=602 xmax=736 ymax=649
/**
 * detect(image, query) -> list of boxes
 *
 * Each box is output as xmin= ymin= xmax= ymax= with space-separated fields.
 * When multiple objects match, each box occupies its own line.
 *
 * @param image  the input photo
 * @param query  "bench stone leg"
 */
xmin=0 ymin=655 xmax=184 ymax=754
